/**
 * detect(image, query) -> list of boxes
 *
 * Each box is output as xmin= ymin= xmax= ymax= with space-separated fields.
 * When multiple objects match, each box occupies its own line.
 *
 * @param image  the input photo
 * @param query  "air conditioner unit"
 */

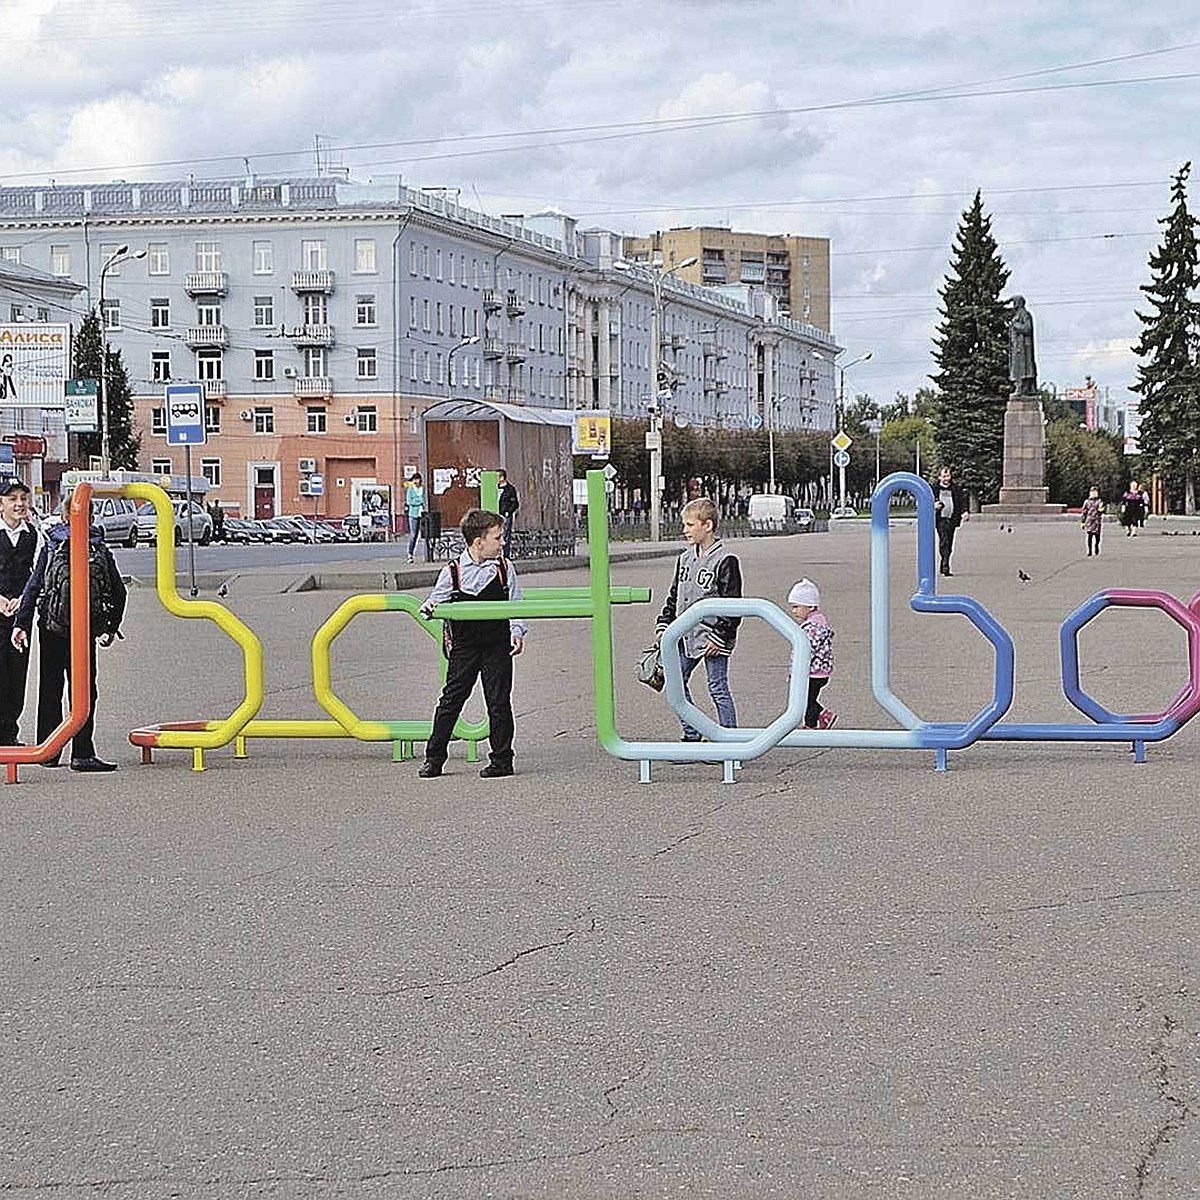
xmin=298 ymin=457 xmax=317 ymax=473
xmin=344 ymin=412 xmax=357 ymax=425
xmin=239 ymin=409 xmax=254 ymax=421
xmin=283 ymin=367 xmax=298 ymax=379
xmin=298 ymin=479 xmax=313 ymax=496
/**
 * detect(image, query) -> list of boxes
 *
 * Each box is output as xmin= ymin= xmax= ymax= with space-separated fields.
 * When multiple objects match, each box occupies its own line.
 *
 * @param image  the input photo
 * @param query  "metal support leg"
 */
xmin=467 ymin=740 xmax=479 ymax=763
xmin=235 ymin=736 xmax=248 ymax=759
xmin=722 ymin=760 xmax=736 ymax=784
xmin=140 ymin=746 xmax=153 ymax=765
xmin=639 ymin=759 xmax=652 ymax=784
xmin=1133 ymin=740 xmax=1146 ymax=764
xmin=192 ymin=747 xmax=205 ymax=773
xmin=935 ymin=748 xmax=948 ymax=772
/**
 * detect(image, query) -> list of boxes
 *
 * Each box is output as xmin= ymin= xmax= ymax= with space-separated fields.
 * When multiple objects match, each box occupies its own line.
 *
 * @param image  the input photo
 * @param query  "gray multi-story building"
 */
xmin=0 ymin=176 xmax=838 ymax=517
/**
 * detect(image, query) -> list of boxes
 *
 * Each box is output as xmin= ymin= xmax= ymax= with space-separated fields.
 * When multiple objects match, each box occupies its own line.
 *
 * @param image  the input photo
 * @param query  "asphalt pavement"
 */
xmin=2 ymin=517 xmax=1199 ymax=1197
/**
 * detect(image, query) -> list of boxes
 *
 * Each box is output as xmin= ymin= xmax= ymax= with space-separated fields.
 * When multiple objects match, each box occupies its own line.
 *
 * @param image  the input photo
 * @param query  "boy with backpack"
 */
xmin=418 ymin=508 xmax=525 ymax=778
xmin=11 ymin=504 xmax=126 ymax=771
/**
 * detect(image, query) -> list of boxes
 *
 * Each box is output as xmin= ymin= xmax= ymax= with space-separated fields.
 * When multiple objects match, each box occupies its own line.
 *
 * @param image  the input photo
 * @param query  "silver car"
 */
xmin=136 ymin=499 xmax=214 ymax=545
xmin=91 ymin=497 xmax=140 ymax=548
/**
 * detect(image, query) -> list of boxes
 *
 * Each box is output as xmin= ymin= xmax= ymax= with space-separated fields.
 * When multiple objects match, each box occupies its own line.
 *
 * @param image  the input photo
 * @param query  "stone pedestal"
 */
xmin=981 ymin=397 xmax=1066 ymax=515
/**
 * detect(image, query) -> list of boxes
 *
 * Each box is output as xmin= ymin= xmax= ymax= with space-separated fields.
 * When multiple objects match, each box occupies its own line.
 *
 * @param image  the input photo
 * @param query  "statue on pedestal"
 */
xmin=1008 ymin=296 xmax=1037 ymax=396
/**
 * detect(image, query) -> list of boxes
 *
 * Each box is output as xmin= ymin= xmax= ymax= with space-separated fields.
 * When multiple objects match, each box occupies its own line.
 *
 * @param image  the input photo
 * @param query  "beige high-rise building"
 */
xmin=622 ymin=227 xmax=830 ymax=332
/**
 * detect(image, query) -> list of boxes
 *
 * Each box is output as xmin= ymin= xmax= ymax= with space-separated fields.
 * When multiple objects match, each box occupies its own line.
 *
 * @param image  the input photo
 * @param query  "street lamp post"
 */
xmin=97 ymin=244 xmax=145 ymax=476
xmin=446 ymin=335 xmax=480 ymax=399
xmin=831 ymin=350 xmax=872 ymax=513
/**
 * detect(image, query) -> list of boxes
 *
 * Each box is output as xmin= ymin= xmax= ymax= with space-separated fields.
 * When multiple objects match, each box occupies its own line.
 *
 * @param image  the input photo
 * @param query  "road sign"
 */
xmin=308 ymin=473 xmax=325 ymax=497
xmin=165 ymin=383 xmax=206 ymax=446
xmin=747 ymin=413 xmax=763 ymax=430
xmin=656 ymin=388 xmax=673 ymax=403
xmin=832 ymin=430 xmax=853 ymax=453
xmin=644 ymin=431 xmax=662 ymax=451
xmin=603 ymin=463 xmax=618 ymax=480
xmin=834 ymin=449 xmax=850 ymax=468
xmin=64 ymin=379 xmax=99 ymax=433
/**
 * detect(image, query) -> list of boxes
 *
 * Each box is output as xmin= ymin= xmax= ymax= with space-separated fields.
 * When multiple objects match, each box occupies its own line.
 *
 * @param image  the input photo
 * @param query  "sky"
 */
xmin=2 ymin=0 xmax=1198 ymax=410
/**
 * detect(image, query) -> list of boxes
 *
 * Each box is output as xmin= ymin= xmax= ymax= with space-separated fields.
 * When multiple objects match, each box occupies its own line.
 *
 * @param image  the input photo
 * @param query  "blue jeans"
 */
xmin=679 ymin=651 xmax=737 ymax=739
xmin=407 ymin=515 xmax=423 ymax=557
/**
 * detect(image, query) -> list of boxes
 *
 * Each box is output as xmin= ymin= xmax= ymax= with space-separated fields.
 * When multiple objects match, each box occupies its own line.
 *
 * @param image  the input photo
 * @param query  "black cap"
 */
xmin=0 ymin=475 xmax=29 ymax=496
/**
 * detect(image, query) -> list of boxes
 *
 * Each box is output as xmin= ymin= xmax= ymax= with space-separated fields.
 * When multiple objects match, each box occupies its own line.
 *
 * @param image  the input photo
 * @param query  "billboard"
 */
xmin=0 ymin=324 xmax=70 ymax=410
xmin=573 ymin=410 xmax=611 ymax=456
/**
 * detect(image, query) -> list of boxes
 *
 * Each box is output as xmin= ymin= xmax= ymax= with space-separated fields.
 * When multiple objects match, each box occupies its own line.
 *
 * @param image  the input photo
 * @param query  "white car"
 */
xmin=136 ymin=499 xmax=213 ymax=545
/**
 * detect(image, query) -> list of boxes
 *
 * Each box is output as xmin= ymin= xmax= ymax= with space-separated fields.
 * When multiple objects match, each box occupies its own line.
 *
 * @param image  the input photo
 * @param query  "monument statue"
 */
xmin=1008 ymin=295 xmax=1037 ymax=396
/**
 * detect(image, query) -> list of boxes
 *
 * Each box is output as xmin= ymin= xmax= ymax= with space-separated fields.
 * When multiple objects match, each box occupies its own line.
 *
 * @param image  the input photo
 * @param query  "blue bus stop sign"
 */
xmin=165 ymin=383 xmax=206 ymax=446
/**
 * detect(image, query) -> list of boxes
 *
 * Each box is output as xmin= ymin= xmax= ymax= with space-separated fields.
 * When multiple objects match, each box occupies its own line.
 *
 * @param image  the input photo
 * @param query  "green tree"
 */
xmin=930 ymin=191 xmax=1012 ymax=503
xmin=1132 ymin=162 xmax=1200 ymax=513
xmin=1044 ymin=421 xmax=1126 ymax=506
xmin=72 ymin=310 xmax=140 ymax=469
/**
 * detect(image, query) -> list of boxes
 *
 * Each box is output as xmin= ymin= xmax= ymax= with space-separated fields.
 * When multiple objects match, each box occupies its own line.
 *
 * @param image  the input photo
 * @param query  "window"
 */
xmin=253 ymin=295 xmax=274 ymax=327
xmin=356 ymin=348 xmax=377 ymax=380
xmin=408 ymin=242 xmax=418 ymax=275
xmin=448 ymin=252 xmax=455 ymax=285
xmin=196 ymin=348 xmax=222 ymax=381
xmin=50 ymin=245 xmax=70 ymax=276
xmin=151 ymin=457 xmax=171 ymax=475
xmin=150 ymin=407 xmax=166 ymax=435
xmin=101 ymin=299 xmax=120 ymax=330
xmin=306 ymin=406 xmax=327 ymax=434
xmin=151 ymin=352 xmax=171 ymax=384
xmin=356 ymin=405 xmax=377 ymax=433
xmin=409 ymin=349 xmax=417 ymax=381
xmin=354 ymin=238 xmax=377 ymax=273
xmin=355 ymin=294 xmax=376 ymax=326
xmin=422 ymin=245 xmax=430 ymax=277
xmin=449 ymin=306 xmax=457 ymax=338
xmin=303 ymin=347 xmax=326 ymax=377
xmin=149 ymin=298 xmax=170 ymax=329
xmin=423 ymin=351 xmax=431 ymax=383
xmin=436 ymin=302 xmax=443 ymax=335
xmin=200 ymin=458 xmax=222 ymax=487
xmin=195 ymin=241 xmax=222 ymax=271
xmin=435 ymin=248 xmax=443 ymax=280
xmin=205 ymin=405 xmax=221 ymax=435
xmin=436 ymin=353 xmax=444 ymax=386
xmin=147 ymin=243 xmax=169 ymax=275
xmin=253 ymin=406 xmax=274 ymax=434
xmin=301 ymin=239 xmax=327 ymax=270
xmin=196 ymin=301 xmax=221 ymax=327
xmin=36 ymin=307 xmax=50 ymax=322
xmin=303 ymin=293 xmax=326 ymax=325
xmin=252 ymin=240 xmax=273 ymax=274
xmin=422 ymin=299 xmax=430 ymax=332
xmin=473 ymin=259 xmax=480 ymax=288
xmin=254 ymin=350 xmax=274 ymax=381
xmin=408 ymin=296 xmax=417 ymax=329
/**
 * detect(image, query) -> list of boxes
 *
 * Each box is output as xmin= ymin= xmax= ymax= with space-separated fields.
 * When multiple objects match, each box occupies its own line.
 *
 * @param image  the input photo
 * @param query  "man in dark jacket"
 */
xmin=11 ymin=506 xmax=127 ymax=771
xmin=0 ymin=476 xmax=40 ymax=744
xmin=933 ymin=465 xmax=969 ymax=577
xmin=496 ymin=469 xmax=519 ymax=557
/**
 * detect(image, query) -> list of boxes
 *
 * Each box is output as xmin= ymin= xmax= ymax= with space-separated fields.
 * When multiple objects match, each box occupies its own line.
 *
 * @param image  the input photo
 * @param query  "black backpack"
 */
xmin=39 ymin=539 xmax=119 ymax=637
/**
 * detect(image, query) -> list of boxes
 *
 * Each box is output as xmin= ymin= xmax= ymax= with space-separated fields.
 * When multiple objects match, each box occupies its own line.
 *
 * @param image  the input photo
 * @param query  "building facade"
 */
xmin=0 ymin=178 xmax=838 ymax=518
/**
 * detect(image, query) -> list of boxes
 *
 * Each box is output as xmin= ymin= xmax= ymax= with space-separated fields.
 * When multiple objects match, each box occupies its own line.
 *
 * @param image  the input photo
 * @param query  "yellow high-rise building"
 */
xmin=622 ymin=227 xmax=830 ymax=332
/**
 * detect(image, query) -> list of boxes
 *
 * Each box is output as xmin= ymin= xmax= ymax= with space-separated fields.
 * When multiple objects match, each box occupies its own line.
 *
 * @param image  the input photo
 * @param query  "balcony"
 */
xmin=482 ymin=337 xmax=505 ymax=360
xmin=183 ymin=271 xmax=228 ymax=296
xmin=505 ymin=290 xmax=525 ymax=317
xmin=702 ymin=341 xmax=728 ymax=360
xmin=509 ymin=388 xmax=526 ymax=404
xmin=185 ymin=325 xmax=229 ymax=348
xmin=505 ymin=343 xmax=526 ymax=364
xmin=482 ymin=289 xmax=503 ymax=312
xmin=291 ymin=269 xmax=335 ymax=293
xmin=290 ymin=323 xmax=336 ymax=347
xmin=293 ymin=376 xmax=333 ymax=397
xmin=483 ymin=383 xmax=504 ymax=402
xmin=203 ymin=379 xmax=228 ymax=400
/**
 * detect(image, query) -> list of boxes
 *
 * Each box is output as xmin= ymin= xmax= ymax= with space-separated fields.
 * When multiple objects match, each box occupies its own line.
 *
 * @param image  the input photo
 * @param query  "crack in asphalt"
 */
xmin=602 ymin=1063 xmax=647 ymax=1120
xmin=1135 ymin=1010 xmax=1196 ymax=1197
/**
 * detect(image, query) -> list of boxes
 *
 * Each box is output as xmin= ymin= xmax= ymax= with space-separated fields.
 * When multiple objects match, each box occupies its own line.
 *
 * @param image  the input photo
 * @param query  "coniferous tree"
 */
xmin=930 ymin=191 xmax=1012 ymax=503
xmin=72 ymin=310 xmax=140 ymax=469
xmin=1132 ymin=163 xmax=1200 ymax=513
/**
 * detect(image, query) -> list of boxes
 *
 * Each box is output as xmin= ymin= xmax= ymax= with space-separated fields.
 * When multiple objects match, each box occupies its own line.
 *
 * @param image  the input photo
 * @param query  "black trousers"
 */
xmin=36 ymin=626 xmax=97 ymax=761
xmin=805 ymin=677 xmax=829 ymax=728
xmin=0 ymin=619 xmax=30 ymax=744
xmin=426 ymin=641 xmax=514 ymax=768
xmin=936 ymin=518 xmax=958 ymax=573
xmin=1087 ymin=530 xmax=1101 ymax=555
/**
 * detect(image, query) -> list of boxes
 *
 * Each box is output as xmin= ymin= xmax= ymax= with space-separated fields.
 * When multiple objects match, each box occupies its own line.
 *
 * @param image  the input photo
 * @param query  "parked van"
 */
xmin=748 ymin=493 xmax=813 ymax=535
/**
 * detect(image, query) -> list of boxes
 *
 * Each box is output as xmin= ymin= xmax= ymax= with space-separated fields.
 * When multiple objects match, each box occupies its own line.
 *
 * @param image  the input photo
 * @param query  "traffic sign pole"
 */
xmin=184 ymin=443 xmax=198 ymax=597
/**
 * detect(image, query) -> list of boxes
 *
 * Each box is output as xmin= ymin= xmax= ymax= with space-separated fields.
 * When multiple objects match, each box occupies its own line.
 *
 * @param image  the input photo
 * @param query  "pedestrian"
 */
xmin=418 ymin=508 xmax=525 ymax=779
xmin=405 ymin=474 xmax=427 ymax=563
xmin=788 ymin=577 xmax=836 ymax=729
xmin=1120 ymin=480 xmax=1144 ymax=537
xmin=1080 ymin=486 xmax=1105 ymax=557
xmin=497 ymin=469 xmax=519 ymax=557
xmin=11 ymin=501 xmax=126 ymax=771
xmin=208 ymin=500 xmax=225 ymax=543
xmin=933 ymin=465 xmax=968 ymax=576
xmin=0 ymin=476 xmax=40 ymax=745
xmin=654 ymin=496 xmax=742 ymax=742
xmin=1139 ymin=481 xmax=1151 ymax=528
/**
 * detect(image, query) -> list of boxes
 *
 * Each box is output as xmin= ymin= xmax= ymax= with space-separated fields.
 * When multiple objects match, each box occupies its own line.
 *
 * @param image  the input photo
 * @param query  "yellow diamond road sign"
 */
xmin=832 ymin=431 xmax=853 ymax=453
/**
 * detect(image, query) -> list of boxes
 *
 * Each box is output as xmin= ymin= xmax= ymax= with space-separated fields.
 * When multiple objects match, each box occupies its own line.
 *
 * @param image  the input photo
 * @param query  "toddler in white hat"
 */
xmin=787 ymin=578 xmax=836 ymax=729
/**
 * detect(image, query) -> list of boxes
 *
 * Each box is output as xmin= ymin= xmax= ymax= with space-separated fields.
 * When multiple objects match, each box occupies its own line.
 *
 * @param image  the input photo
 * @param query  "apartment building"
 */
xmin=0 ymin=178 xmax=838 ymax=519
xmin=622 ymin=227 xmax=831 ymax=331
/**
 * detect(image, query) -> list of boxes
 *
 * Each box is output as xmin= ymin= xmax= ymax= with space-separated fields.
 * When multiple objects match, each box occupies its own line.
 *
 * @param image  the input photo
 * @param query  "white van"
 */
xmin=747 ymin=493 xmax=813 ymax=535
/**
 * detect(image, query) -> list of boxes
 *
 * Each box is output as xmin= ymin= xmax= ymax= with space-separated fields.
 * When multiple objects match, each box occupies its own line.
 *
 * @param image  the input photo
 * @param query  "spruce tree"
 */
xmin=930 ymin=191 xmax=1012 ymax=503
xmin=72 ymin=310 xmax=140 ymax=469
xmin=1132 ymin=162 xmax=1200 ymax=513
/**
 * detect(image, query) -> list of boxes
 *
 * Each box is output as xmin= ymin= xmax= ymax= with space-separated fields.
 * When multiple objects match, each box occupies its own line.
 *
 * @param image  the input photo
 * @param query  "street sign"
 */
xmin=834 ymin=449 xmax=850 ymax=468
xmin=64 ymin=379 xmax=99 ymax=433
xmin=747 ymin=413 xmax=763 ymax=430
xmin=308 ymin=473 xmax=325 ymax=496
xmin=644 ymin=431 xmax=662 ymax=451
xmin=603 ymin=463 xmax=618 ymax=480
xmin=656 ymin=388 xmax=673 ymax=403
xmin=165 ymin=383 xmax=206 ymax=446
xmin=832 ymin=430 xmax=853 ymax=453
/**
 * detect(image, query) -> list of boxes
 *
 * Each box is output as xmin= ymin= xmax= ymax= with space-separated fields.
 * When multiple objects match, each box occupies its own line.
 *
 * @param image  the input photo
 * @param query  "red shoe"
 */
xmin=817 ymin=709 xmax=837 ymax=730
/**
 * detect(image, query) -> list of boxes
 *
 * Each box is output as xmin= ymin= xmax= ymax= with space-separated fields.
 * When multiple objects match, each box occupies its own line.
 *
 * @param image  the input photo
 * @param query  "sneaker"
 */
xmin=817 ymin=709 xmax=838 ymax=730
xmin=479 ymin=763 xmax=513 ymax=778
xmin=680 ymin=733 xmax=703 ymax=743
xmin=407 ymin=554 xmax=414 ymax=563
xmin=417 ymin=761 xmax=443 ymax=778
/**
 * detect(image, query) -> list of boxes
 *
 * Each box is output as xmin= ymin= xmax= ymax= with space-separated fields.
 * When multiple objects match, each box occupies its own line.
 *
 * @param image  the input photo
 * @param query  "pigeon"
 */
xmin=1018 ymin=569 xmax=1031 ymax=583
xmin=217 ymin=583 xmax=228 ymax=598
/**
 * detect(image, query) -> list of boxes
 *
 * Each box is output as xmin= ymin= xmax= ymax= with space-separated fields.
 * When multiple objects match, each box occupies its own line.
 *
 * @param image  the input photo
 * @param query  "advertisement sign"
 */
xmin=0 ymin=324 xmax=70 ymax=410
xmin=1064 ymin=384 xmax=1099 ymax=432
xmin=573 ymin=410 xmax=611 ymax=456
xmin=64 ymin=379 xmax=99 ymax=432
xmin=1123 ymin=397 xmax=1142 ymax=456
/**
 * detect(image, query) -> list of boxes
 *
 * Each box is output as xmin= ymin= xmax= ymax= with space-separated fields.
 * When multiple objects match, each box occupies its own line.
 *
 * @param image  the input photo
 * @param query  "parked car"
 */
xmin=91 ymin=497 xmax=140 ymax=548
xmin=277 ymin=514 xmax=338 ymax=543
xmin=254 ymin=518 xmax=300 ymax=543
xmin=747 ymin=493 xmax=813 ymax=535
xmin=136 ymin=499 xmax=214 ymax=546
xmin=222 ymin=517 xmax=262 ymax=544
